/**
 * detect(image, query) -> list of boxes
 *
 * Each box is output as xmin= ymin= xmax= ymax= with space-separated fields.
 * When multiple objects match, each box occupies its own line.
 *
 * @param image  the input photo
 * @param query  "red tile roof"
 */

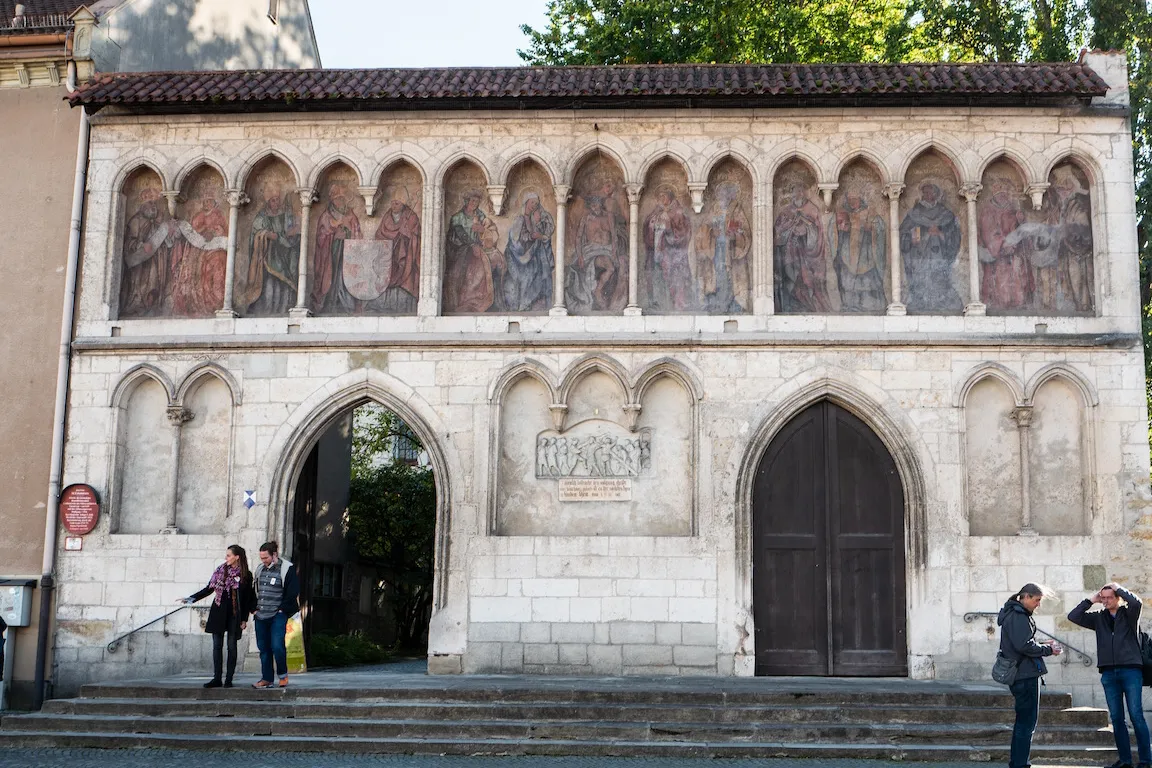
xmin=67 ymin=63 xmax=1109 ymax=112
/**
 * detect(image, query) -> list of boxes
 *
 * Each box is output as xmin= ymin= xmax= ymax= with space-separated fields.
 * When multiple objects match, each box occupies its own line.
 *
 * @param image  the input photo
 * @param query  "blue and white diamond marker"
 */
xmin=243 ymin=491 xmax=256 ymax=509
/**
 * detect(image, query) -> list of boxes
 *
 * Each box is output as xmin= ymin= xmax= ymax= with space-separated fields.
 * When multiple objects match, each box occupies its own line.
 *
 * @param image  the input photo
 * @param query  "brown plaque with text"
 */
xmin=60 ymin=484 xmax=101 ymax=535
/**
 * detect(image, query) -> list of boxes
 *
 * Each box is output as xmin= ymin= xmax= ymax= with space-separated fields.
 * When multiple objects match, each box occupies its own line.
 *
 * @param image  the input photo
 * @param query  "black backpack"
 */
xmin=1140 ymin=626 xmax=1152 ymax=687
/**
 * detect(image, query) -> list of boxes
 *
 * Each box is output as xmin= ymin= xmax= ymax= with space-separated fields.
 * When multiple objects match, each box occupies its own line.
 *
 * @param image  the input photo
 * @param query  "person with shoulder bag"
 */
xmin=179 ymin=544 xmax=257 ymax=688
xmin=1067 ymin=582 xmax=1151 ymax=768
xmin=998 ymin=583 xmax=1063 ymax=768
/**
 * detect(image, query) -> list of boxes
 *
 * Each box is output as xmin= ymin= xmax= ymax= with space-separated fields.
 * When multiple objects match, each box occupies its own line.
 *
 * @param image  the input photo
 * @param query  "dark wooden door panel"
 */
xmin=753 ymin=401 xmax=907 ymax=677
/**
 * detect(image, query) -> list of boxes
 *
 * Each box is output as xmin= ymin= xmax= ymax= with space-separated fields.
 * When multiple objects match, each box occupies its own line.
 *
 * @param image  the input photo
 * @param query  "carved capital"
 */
xmin=1010 ymin=405 xmax=1034 ymax=429
xmin=817 ymin=182 xmax=839 ymax=211
xmin=553 ymin=184 xmax=572 ymax=205
xmin=297 ymin=187 xmax=317 ymax=208
xmin=687 ymin=182 xmax=709 ymax=214
xmin=625 ymin=183 xmax=644 ymax=206
xmin=357 ymin=185 xmax=379 ymax=216
xmin=883 ymin=183 xmax=905 ymax=202
xmin=1026 ymin=182 xmax=1050 ymax=211
xmin=166 ymin=406 xmax=194 ymax=426
xmin=225 ymin=189 xmax=250 ymax=209
xmin=161 ymin=190 xmax=182 ymax=218
xmin=622 ymin=403 xmax=643 ymax=432
xmin=486 ymin=185 xmax=507 ymax=216
xmin=959 ymin=182 xmax=983 ymax=203
xmin=548 ymin=403 xmax=568 ymax=432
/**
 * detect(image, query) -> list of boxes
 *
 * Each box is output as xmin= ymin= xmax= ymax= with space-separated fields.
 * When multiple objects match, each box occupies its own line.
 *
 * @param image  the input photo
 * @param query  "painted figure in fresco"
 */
xmin=568 ymin=189 xmax=628 ymax=312
xmin=245 ymin=182 xmax=300 ymax=316
xmin=644 ymin=186 xmax=694 ymax=311
xmin=168 ymin=181 xmax=228 ymax=317
xmin=503 ymin=191 xmax=555 ymax=312
xmin=978 ymin=177 xmax=1032 ymax=312
xmin=695 ymin=182 xmax=751 ymax=313
xmin=1049 ymin=166 xmax=1093 ymax=312
xmin=312 ymin=182 xmax=362 ymax=314
xmin=774 ymin=183 xmax=831 ymax=313
xmin=832 ymin=187 xmax=887 ymax=313
xmin=120 ymin=186 xmax=170 ymax=318
xmin=444 ymin=190 xmax=502 ymax=312
xmin=369 ymin=190 xmax=421 ymax=314
xmin=900 ymin=181 xmax=963 ymax=312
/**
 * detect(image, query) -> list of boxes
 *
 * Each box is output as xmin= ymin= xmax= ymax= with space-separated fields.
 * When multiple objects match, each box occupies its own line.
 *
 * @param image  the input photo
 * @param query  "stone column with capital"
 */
xmin=551 ymin=184 xmax=571 ymax=316
xmin=960 ymin=182 xmax=986 ymax=316
xmin=217 ymin=189 xmax=249 ymax=318
xmin=625 ymin=183 xmax=643 ymax=315
xmin=290 ymin=187 xmax=316 ymax=319
xmin=754 ymin=179 xmax=773 ymax=314
xmin=418 ymin=184 xmax=443 ymax=316
xmin=884 ymin=183 xmax=906 ymax=315
xmin=1010 ymin=405 xmax=1036 ymax=535
xmin=163 ymin=406 xmax=194 ymax=533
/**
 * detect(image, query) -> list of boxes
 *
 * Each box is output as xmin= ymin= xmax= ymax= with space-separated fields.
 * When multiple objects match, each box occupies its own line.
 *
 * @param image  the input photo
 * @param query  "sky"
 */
xmin=310 ymin=1 xmax=552 ymax=69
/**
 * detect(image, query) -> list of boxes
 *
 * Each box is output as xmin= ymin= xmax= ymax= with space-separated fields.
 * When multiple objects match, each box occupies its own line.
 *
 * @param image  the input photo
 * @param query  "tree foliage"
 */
xmin=347 ymin=404 xmax=437 ymax=650
xmin=521 ymin=0 xmax=1152 ymax=444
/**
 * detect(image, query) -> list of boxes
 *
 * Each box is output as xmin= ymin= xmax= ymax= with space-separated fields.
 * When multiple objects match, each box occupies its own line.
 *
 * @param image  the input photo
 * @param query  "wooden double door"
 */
xmin=752 ymin=401 xmax=908 ymax=676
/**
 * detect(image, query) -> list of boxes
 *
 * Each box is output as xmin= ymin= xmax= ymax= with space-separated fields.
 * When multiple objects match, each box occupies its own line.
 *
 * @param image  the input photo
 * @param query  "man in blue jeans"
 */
xmin=252 ymin=540 xmax=299 ymax=689
xmin=1068 ymin=582 xmax=1151 ymax=768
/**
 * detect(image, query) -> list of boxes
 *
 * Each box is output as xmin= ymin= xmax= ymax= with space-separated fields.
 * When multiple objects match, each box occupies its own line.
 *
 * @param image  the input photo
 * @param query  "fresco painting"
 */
xmin=119 ymin=167 xmax=169 ymax=318
xmin=694 ymin=160 xmax=752 ymax=314
xmin=371 ymin=162 xmax=423 ymax=315
xmin=830 ymin=162 xmax=889 ymax=313
xmin=237 ymin=158 xmax=301 ymax=316
xmin=773 ymin=161 xmax=831 ymax=313
xmin=565 ymin=156 xmax=629 ymax=314
xmin=899 ymin=151 xmax=966 ymax=313
xmin=640 ymin=160 xmax=693 ymax=312
xmin=443 ymin=160 xmax=555 ymax=314
xmin=1040 ymin=161 xmax=1094 ymax=313
xmin=976 ymin=160 xmax=1031 ymax=313
xmin=309 ymin=164 xmax=365 ymax=315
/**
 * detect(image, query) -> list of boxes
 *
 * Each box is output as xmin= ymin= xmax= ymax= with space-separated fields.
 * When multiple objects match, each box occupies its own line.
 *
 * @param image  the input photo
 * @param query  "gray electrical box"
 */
xmin=0 ymin=580 xmax=36 ymax=627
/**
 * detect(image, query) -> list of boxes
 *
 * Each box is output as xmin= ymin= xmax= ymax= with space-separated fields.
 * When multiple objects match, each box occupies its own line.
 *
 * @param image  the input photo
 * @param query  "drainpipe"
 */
xmin=34 ymin=58 xmax=90 ymax=711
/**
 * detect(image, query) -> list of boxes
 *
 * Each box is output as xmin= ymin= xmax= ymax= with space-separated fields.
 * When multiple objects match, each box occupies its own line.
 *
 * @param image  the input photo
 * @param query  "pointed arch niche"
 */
xmin=899 ymin=149 xmax=967 ymax=314
xmin=773 ymin=158 xmax=830 ymax=314
xmin=829 ymin=159 xmax=889 ymax=313
xmin=309 ymin=161 xmax=366 ymax=315
xmin=175 ymin=371 xmax=236 ymax=533
xmin=114 ymin=372 xmax=174 ymax=534
xmin=565 ymin=152 xmax=629 ymax=314
xmin=963 ymin=375 xmax=1024 ymax=536
xmin=237 ymin=155 xmax=302 ymax=316
xmin=492 ymin=357 xmax=697 ymax=536
xmin=117 ymin=166 xmax=169 ymax=319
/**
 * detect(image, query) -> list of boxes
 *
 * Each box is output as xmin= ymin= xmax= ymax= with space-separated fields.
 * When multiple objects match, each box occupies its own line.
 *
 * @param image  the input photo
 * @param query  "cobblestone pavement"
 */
xmin=0 ymin=750 xmax=1101 ymax=768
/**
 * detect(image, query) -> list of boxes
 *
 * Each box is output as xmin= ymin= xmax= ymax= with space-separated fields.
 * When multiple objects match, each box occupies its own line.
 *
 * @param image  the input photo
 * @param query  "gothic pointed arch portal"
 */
xmin=752 ymin=399 xmax=907 ymax=676
xmin=285 ymin=398 xmax=439 ymax=666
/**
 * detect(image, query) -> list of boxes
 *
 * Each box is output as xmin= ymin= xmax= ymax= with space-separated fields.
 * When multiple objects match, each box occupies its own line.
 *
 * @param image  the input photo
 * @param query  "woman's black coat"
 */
xmin=189 ymin=576 xmax=257 ymax=635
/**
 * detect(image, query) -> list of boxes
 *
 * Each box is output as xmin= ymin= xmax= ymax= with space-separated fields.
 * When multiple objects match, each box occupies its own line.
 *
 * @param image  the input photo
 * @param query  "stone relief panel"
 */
xmin=496 ymin=365 xmax=692 ymax=536
xmin=1029 ymin=378 xmax=1088 ymax=535
xmin=118 ymin=167 xmax=169 ymax=319
xmin=176 ymin=377 xmax=232 ymax=534
xmin=443 ymin=160 xmax=556 ymax=313
xmin=117 ymin=378 xmax=173 ymax=534
xmin=237 ymin=157 xmax=301 ymax=316
xmin=830 ymin=161 xmax=889 ymax=313
xmin=965 ymin=378 xmax=1022 ymax=536
xmin=565 ymin=156 xmax=629 ymax=314
xmin=773 ymin=160 xmax=830 ymax=313
xmin=696 ymin=160 xmax=753 ymax=314
xmin=899 ymin=150 xmax=967 ymax=313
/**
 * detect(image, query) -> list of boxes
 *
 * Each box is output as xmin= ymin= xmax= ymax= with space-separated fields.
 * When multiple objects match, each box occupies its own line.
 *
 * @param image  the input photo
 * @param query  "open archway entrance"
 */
xmin=289 ymin=402 xmax=437 ymax=667
xmin=752 ymin=399 xmax=907 ymax=676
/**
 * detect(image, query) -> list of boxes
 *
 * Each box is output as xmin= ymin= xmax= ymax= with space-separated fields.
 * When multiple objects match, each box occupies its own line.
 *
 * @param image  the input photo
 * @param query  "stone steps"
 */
xmin=0 ymin=675 xmax=1118 ymax=760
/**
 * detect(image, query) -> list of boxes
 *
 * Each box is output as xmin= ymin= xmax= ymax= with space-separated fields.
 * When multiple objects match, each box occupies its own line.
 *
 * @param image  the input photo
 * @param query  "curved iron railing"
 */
xmin=106 ymin=604 xmax=192 ymax=653
xmin=963 ymin=611 xmax=1095 ymax=666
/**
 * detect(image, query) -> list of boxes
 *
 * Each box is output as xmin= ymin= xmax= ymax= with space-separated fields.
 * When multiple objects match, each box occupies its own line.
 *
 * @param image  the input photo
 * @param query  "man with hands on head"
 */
xmin=1068 ymin=582 xmax=1151 ymax=768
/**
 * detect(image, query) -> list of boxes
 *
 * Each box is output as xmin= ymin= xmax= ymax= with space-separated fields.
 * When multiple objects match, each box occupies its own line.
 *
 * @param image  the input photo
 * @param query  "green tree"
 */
xmin=347 ymin=404 xmax=437 ymax=650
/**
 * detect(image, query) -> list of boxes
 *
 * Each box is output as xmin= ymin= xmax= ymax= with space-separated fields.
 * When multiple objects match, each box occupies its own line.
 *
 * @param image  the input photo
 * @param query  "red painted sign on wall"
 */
xmin=60 ymin=484 xmax=101 ymax=535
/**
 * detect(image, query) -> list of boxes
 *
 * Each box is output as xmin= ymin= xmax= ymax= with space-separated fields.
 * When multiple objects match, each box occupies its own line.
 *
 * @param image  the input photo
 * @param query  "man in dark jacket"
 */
xmin=999 ymin=583 xmax=1062 ymax=768
xmin=252 ymin=541 xmax=300 ymax=689
xmin=1068 ymin=583 xmax=1151 ymax=768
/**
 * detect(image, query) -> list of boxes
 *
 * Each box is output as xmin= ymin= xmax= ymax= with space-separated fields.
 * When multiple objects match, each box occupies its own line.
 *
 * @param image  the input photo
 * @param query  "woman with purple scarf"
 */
xmin=179 ymin=544 xmax=257 ymax=688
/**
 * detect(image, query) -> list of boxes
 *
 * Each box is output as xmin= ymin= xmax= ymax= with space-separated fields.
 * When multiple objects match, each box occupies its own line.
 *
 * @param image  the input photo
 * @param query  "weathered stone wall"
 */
xmin=52 ymin=64 xmax=1152 ymax=705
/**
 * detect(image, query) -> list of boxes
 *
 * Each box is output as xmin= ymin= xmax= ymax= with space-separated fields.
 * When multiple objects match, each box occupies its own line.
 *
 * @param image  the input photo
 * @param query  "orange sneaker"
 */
xmin=252 ymin=680 xmax=274 ymax=689
xmin=278 ymin=675 xmax=288 ymax=688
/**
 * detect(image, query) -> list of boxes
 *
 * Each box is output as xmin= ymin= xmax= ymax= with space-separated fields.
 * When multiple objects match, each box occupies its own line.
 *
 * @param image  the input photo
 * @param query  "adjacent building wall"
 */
xmin=0 ymin=84 xmax=80 ymax=707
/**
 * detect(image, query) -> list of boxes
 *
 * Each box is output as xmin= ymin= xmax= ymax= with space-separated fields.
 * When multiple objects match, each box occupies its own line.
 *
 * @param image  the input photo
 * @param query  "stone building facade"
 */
xmin=51 ymin=55 xmax=1151 ymax=704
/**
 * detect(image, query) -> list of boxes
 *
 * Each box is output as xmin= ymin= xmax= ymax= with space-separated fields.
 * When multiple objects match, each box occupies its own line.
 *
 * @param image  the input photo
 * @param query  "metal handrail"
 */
xmin=964 ymin=611 xmax=1095 ymax=666
xmin=106 ymin=604 xmax=192 ymax=653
